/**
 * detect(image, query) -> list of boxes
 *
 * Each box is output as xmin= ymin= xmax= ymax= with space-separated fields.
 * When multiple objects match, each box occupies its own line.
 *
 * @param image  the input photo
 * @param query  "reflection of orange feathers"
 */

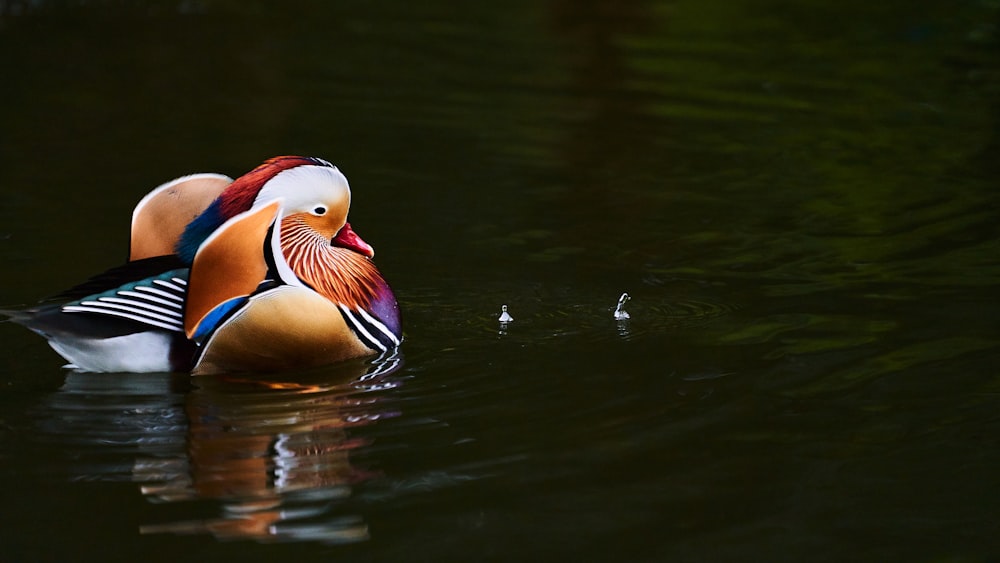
xmin=280 ymin=217 xmax=385 ymax=309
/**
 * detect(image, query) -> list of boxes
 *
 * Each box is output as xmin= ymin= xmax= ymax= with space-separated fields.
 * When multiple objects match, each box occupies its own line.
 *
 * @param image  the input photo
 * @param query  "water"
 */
xmin=1 ymin=1 xmax=999 ymax=561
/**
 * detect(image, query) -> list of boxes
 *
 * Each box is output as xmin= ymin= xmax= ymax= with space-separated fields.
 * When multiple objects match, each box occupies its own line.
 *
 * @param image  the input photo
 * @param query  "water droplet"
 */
xmin=498 ymin=305 xmax=513 ymax=323
xmin=613 ymin=292 xmax=631 ymax=321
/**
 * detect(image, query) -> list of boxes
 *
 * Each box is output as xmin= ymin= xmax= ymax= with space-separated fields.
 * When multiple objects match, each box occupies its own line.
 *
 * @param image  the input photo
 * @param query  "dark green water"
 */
xmin=1 ymin=1 xmax=999 ymax=561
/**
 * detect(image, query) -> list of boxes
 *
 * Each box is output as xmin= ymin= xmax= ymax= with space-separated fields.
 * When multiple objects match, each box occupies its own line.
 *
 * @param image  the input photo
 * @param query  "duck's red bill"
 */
xmin=332 ymin=222 xmax=375 ymax=258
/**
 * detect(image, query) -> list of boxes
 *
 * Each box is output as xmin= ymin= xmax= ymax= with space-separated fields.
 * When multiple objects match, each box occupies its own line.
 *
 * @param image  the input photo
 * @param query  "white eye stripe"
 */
xmin=253 ymin=165 xmax=351 ymax=217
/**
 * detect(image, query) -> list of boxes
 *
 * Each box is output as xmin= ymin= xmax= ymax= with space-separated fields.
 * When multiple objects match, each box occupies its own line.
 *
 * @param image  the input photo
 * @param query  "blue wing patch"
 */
xmin=190 ymin=296 xmax=248 ymax=343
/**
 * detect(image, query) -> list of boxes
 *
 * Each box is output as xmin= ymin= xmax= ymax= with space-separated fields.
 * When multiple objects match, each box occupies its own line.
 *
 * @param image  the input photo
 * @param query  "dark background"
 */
xmin=1 ymin=1 xmax=999 ymax=561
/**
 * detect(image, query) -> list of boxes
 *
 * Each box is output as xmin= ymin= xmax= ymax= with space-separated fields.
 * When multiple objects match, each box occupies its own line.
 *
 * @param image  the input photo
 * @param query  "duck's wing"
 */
xmin=22 ymin=267 xmax=190 ymax=337
xmin=129 ymin=173 xmax=232 ymax=261
xmin=57 ymin=269 xmax=189 ymax=333
xmin=184 ymin=200 xmax=283 ymax=342
xmin=10 ymin=266 xmax=194 ymax=372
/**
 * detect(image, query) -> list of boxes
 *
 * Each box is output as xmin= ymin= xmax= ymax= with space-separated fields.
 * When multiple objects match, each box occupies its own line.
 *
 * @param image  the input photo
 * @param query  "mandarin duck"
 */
xmin=8 ymin=156 xmax=402 ymax=374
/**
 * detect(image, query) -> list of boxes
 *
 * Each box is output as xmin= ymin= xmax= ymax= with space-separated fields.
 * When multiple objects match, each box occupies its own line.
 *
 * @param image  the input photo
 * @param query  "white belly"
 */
xmin=45 ymin=330 xmax=176 ymax=373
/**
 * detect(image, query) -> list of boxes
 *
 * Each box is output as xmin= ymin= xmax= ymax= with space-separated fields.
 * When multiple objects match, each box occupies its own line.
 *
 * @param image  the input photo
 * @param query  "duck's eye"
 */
xmin=312 ymin=206 xmax=327 ymax=216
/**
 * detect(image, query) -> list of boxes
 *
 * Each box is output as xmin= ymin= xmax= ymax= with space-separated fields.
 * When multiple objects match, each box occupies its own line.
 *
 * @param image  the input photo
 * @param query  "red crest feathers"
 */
xmin=217 ymin=156 xmax=328 ymax=219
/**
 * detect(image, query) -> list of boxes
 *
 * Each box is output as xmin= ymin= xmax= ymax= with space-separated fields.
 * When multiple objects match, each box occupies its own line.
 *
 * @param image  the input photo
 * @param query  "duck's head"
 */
xmin=177 ymin=156 xmax=374 ymax=263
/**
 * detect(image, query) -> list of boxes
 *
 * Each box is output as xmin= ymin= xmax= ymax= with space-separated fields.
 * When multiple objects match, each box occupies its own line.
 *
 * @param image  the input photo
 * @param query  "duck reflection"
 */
xmin=41 ymin=352 xmax=402 ymax=544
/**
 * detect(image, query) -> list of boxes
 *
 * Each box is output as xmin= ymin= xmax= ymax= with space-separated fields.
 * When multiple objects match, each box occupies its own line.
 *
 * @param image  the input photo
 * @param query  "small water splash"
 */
xmin=614 ymin=292 xmax=632 ymax=338
xmin=613 ymin=292 xmax=631 ymax=321
xmin=498 ymin=304 xmax=514 ymax=323
xmin=498 ymin=304 xmax=513 ymax=335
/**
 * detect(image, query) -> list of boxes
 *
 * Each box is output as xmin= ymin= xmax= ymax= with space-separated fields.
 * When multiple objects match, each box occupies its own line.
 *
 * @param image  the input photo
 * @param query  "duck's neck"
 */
xmin=279 ymin=217 xmax=388 ymax=310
